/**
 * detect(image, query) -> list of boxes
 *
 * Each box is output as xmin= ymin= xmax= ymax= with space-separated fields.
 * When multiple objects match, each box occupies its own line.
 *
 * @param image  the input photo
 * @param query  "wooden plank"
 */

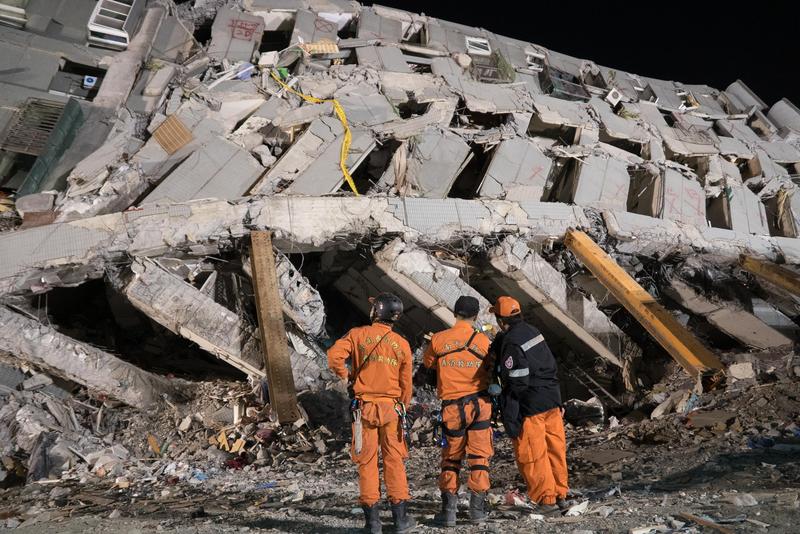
xmin=249 ymin=231 xmax=300 ymax=424
xmin=152 ymin=114 xmax=193 ymax=155
xmin=564 ymin=229 xmax=722 ymax=377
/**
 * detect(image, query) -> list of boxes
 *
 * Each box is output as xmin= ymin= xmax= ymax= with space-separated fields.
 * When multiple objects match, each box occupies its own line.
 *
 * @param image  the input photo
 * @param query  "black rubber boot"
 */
xmin=433 ymin=492 xmax=457 ymax=527
xmin=468 ymin=491 xmax=488 ymax=524
xmin=390 ymin=501 xmax=417 ymax=533
xmin=557 ymin=497 xmax=577 ymax=511
xmin=361 ymin=504 xmax=382 ymax=534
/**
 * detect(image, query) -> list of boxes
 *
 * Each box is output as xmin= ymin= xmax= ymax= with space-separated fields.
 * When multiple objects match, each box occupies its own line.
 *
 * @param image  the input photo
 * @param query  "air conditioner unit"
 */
xmin=605 ymin=88 xmax=622 ymax=107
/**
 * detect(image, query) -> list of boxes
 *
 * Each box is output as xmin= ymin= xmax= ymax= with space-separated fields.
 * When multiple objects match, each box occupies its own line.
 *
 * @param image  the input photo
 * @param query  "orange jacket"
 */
xmin=423 ymin=320 xmax=492 ymax=401
xmin=327 ymin=322 xmax=413 ymax=406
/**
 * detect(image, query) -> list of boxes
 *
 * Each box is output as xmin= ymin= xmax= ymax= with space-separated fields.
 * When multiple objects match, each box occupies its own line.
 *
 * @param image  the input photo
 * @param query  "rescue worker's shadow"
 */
xmin=628 ymin=449 xmax=797 ymax=492
xmin=235 ymin=517 xmax=355 ymax=533
xmin=234 ymin=500 xmax=369 ymax=529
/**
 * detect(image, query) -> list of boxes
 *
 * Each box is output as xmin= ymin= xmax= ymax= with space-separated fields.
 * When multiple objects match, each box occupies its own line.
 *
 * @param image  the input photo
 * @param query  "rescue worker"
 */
xmin=488 ymin=296 xmax=569 ymax=513
xmin=327 ymin=292 xmax=417 ymax=534
xmin=422 ymin=296 xmax=494 ymax=527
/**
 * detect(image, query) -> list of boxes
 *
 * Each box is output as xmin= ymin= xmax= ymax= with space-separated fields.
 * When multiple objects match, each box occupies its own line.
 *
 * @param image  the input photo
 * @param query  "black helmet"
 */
xmin=370 ymin=292 xmax=403 ymax=323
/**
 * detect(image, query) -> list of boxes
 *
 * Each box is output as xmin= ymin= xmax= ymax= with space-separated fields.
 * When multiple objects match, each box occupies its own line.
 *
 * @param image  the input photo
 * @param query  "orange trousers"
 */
xmin=440 ymin=397 xmax=493 ymax=494
xmin=350 ymin=400 xmax=410 ymax=506
xmin=512 ymin=407 xmax=568 ymax=505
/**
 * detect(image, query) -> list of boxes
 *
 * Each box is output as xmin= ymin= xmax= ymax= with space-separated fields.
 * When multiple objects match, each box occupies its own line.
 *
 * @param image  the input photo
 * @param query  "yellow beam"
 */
xmin=739 ymin=255 xmax=800 ymax=297
xmin=564 ymin=230 xmax=722 ymax=377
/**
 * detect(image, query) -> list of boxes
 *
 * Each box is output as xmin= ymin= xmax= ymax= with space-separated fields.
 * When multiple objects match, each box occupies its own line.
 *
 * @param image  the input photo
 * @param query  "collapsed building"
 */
xmin=1 ymin=0 xmax=799 ymax=518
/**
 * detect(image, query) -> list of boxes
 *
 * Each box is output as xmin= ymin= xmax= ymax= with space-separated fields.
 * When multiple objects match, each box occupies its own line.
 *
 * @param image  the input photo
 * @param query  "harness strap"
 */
xmin=435 ymin=330 xmax=487 ymax=361
xmin=441 ymin=392 xmax=492 ymax=435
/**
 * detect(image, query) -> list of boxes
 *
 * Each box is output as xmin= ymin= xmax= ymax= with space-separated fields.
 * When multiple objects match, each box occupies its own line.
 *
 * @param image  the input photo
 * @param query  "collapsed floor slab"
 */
xmin=0 ymin=306 xmax=180 ymax=409
xmin=2 ymin=196 xmax=797 ymax=300
xmin=481 ymin=237 xmax=641 ymax=389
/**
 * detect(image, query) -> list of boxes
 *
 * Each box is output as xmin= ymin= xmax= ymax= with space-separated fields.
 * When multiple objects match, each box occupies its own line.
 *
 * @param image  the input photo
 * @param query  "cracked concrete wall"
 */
xmin=0 ymin=306 xmax=181 ymax=409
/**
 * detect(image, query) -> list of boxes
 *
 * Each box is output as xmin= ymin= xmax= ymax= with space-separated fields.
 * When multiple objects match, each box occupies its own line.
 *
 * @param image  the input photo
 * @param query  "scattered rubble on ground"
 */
xmin=1 ymin=0 xmax=799 ymax=532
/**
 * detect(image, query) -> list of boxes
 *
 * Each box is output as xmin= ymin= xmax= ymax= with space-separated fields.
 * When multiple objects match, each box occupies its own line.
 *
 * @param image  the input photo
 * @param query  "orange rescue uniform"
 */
xmin=513 ymin=407 xmax=568 ymax=504
xmin=327 ymin=322 xmax=413 ymax=506
xmin=423 ymin=320 xmax=494 ymax=494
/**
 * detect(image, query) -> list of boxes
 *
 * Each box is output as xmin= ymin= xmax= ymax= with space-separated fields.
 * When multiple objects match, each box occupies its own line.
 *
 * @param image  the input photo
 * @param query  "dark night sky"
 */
xmin=365 ymin=2 xmax=800 ymax=107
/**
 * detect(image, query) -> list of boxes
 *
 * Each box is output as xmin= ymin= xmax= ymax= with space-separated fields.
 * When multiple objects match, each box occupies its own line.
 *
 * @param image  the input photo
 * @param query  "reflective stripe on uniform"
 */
xmin=508 ymin=367 xmax=530 ymax=378
xmin=520 ymin=334 xmax=544 ymax=352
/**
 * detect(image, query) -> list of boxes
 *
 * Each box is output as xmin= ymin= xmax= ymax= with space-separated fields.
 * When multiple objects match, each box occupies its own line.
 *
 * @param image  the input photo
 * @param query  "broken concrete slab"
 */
xmin=242 ymin=251 xmax=327 ymax=338
xmin=337 ymin=92 xmax=399 ymax=126
xmin=284 ymin=128 xmax=374 ymax=195
xmin=357 ymin=8 xmax=403 ymax=42
xmin=478 ymin=138 xmax=552 ymax=201
xmin=250 ymin=116 xmax=343 ymax=195
xmin=768 ymin=98 xmax=800 ymax=139
xmin=555 ymin=153 xmax=631 ymax=211
xmin=707 ymin=159 xmax=770 ymax=236
xmin=291 ymin=9 xmax=337 ymax=46
xmin=372 ymin=99 xmax=457 ymax=140
xmin=0 ymin=306 xmax=180 ymax=409
xmin=374 ymin=129 xmax=471 ymax=197
xmin=448 ymin=77 xmax=532 ymax=114
xmin=531 ymin=94 xmax=596 ymax=130
xmin=590 ymin=98 xmax=649 ymax=144
xmin=725 ymin=80 xmax=767 ymax=113
xmin=661 ymin=169 xmax=707 ymax=227
xmin=378 ymin=71 xmax=453 ymax=104
xmin=63 ymin=133 xmax=145 ymax=198
xmin=603 ymin=209 xmax=776 ymax=260
xmin=141 ymin=139 xmax=264 ymax=205
xmin=355 ymin=46 xmax=411 ymax=73
xmin=664 ymin=279 xmax=792 ymax=350
xmin=271 ymin=102 xmax=333 ymax=128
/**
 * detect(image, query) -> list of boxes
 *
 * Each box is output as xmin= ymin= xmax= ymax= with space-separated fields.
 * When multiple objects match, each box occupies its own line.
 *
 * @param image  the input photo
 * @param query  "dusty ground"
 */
xmin=2 ymin=378 xmax=799 ymax=533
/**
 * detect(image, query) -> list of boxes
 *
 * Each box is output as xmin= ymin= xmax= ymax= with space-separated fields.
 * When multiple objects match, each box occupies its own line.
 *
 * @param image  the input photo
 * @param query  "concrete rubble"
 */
xmin=0 ymin=1 xmax=798 ymax=532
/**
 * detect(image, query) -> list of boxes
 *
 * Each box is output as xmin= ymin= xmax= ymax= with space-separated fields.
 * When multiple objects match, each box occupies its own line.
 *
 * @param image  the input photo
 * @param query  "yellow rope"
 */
xmin=269 ymin=70 xmax=359 ymax=196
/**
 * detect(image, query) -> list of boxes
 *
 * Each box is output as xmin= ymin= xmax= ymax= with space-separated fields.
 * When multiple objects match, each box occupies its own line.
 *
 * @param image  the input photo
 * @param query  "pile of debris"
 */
xmin=0 ymin=0 xmax=799 ymax=531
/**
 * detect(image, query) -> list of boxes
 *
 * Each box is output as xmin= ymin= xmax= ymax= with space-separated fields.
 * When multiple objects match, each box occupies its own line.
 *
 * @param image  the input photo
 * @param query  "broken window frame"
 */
xmin=539 ymin=66 xmax=591 ymax=102
xmin=525 ymin=50 xmax=545 ymax=72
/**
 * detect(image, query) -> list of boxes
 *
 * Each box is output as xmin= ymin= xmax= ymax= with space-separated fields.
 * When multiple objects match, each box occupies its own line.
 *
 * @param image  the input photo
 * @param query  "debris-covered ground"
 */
xmin=2 ymin=1 xmax=800 ymax=533
xmin=1 ymin=367 xmax=799 ymax=533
